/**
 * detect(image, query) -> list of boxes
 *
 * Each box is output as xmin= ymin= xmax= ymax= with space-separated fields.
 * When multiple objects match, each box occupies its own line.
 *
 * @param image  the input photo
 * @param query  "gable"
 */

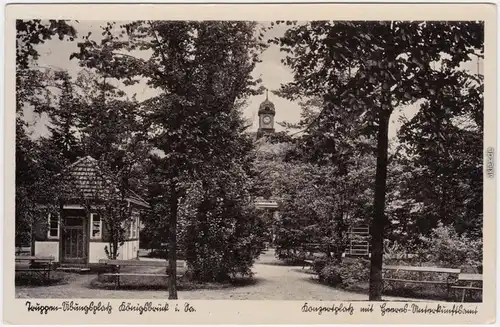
xmin=61 ymin=156 xmax=113 ymax=200
xmin=56 ymin=156 xmax=149 ymax=208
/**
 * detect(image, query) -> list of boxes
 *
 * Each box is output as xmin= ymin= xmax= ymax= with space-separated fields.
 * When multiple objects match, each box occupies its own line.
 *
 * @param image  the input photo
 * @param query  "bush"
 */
xmin=338 ymin=258 xmax=370 ymax=289
xmin=420 ymin=224 xmax=482 ymax=270
xmin=317 ymin=257 xmax=370 ymax=290
xmin=178 ymin=177 xmax=266 ymax=282
xmin=312 ymin=257 xmax=328 ymax=273
xmin=275 ymin=248 xmax=305 ymax=265
xmin=319 ymin=263 xmax=342 ymax=285
xmin=139 ymin=229 xmax=161 ymax=250
xmin=15 ymin=270 xmax=70 ymax=286
xmin=383 ymin=240 xmax=430 ymax=266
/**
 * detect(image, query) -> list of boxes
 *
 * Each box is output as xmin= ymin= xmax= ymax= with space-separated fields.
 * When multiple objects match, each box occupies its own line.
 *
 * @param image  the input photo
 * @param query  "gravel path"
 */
xmin=15 ymin=250 xmax=418 ymax=301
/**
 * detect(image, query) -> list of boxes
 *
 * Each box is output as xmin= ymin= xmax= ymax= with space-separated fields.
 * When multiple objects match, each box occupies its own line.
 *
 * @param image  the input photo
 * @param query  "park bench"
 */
xmin=15 ymin=256 xmax=55 ymax=282
xmin=302 ymin=258 xmax=315 ymax=270
xmin=382 ymin=265 xmax=461 ymax=299
xmin=300 ymin=243 xmax=323 ymax=269
xmin=98 ymin=259 xmax=187 ymax=289
xmin=15 ymin=246 xmax=31 ymax=256
xmin=451 ymin=273 xmax=482 ymax=302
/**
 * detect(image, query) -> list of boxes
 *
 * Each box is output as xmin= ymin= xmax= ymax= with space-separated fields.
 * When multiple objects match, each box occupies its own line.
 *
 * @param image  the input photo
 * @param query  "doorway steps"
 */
xmin=56 ymin=264 xmax=91 ymax=273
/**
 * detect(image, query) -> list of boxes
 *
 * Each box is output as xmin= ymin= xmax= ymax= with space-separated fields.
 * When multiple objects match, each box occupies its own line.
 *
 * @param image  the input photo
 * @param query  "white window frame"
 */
xmin=90 ymin=213 xmax=102 ymax=240
xmin=129 ymin=218 xmax=133 ymax=239
xmin=129 ymin=216 xmax=137 ymax=239
xmin=47 ymin=213 xmax=60 ymax=239
xmin=133 ymin=215 xmax=138 ymax=238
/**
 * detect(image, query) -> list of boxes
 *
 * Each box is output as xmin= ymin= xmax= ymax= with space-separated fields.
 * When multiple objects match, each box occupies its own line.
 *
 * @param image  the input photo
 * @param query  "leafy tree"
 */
xmin=272 ymin=20 xmax=483 ymax=300
xmin=254 ymin=135 xmax=377 ymax=261
xmin=16 ymin=20 xmax=76 ymax=135
xmin=15 ymin=20 xmax=76 ymax=251
xmin=35 ymin=64 xmax=151 ymax=260
xmin=179 ymin=159 xmax=265 ymax=281
xmin=42 ymin=71 xmax=85 ymax=163
xmin=15 ymin=130 xmax=59 ymax=249
xmin=72 ymin=21 xmax=267 ymax=298
xmin=396 ymin=71 xmax=483 ymax=240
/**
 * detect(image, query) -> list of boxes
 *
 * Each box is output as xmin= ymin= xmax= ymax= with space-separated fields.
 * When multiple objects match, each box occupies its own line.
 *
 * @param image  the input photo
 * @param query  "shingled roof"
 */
xmin=58 ymin=156 xmax=149 ymax=208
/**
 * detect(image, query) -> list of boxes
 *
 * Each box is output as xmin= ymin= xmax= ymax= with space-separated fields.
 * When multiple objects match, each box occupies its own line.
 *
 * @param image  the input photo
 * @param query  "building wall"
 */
xmin=34 ymin=240 xmax=139 ymax=263
xmin=34 ymin=241 xmax=59 ymax=262
xmin=34 ymin=203 xmax=143 ymax=263
xmin=88 ymin=240 xmax=139 ymax=263
xmin=118 ymin=240 xmax=140 ymax=261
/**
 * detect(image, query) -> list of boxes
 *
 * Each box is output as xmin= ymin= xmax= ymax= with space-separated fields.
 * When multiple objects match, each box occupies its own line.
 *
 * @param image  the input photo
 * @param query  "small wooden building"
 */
xmin=33 ymin=156 xmax=149 ymax=265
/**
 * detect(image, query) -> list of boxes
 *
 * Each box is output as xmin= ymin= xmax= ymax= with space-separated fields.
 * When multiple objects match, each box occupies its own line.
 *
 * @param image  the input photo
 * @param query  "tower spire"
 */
xmin=266 ymin=88 xmax=269 ymax=100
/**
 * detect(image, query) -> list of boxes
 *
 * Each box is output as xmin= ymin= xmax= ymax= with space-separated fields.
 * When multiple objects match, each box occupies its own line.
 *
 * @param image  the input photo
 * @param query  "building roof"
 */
xmin=258 ymin=99 xmax=276 ymax=115
xmin=57 ymin=156 xmax=150 ymax=208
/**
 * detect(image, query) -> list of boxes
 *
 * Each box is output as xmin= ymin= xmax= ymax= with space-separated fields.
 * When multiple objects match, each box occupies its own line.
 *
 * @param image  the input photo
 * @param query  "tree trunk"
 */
xmin=335 ymin=211 xmax=347 ymax=259
xmin=113 ymin=236 xmax=119 ymax=260
xmin=107 ymin=218 xmax=120 ymax=260
xmin=168 ymin=180 xmax=179 ymax=300
xmin=30 ymin=220 xmax=35 ymax=256
xmin=369 ymin=110 xmax=391 ymax=301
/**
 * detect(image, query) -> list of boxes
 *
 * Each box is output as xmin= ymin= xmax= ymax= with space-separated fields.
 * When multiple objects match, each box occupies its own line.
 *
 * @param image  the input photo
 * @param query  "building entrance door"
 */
xmin=61 ymin=216 xmax=88 ymax=264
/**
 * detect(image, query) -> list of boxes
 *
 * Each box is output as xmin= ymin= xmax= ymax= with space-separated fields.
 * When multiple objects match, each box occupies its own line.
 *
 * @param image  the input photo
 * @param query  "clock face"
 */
xmin=263 ymin=116 xmax=272 ymax=124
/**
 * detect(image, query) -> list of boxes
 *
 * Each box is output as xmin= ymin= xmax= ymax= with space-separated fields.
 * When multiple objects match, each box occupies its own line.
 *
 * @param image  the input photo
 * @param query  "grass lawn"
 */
xmin=90 ymin=265 xmax=253 ymax=291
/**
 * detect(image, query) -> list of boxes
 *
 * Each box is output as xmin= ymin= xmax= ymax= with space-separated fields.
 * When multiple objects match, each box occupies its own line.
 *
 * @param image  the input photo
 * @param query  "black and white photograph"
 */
xmin=4 ymin=3 xmax=496 ymax=325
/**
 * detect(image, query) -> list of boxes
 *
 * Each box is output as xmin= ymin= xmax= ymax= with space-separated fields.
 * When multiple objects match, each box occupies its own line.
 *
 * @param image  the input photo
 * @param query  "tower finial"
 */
xmin=266 ymin=88 xmax=268 ymax=100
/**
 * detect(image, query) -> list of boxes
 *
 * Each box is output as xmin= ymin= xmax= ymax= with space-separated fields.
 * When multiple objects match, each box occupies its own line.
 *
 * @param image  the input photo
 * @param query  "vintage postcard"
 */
xmin=3 ymin=3 xmax=496 ymax=325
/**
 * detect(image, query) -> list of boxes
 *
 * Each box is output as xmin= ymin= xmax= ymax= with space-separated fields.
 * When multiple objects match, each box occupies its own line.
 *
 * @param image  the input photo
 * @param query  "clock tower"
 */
xmin=257 ymin=89 xmax=276 ymax=138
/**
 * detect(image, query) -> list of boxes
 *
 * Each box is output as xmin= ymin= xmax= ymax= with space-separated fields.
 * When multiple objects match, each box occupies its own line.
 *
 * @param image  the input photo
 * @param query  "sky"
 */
xmin=26 ymin=21 xmax=483 ymax=141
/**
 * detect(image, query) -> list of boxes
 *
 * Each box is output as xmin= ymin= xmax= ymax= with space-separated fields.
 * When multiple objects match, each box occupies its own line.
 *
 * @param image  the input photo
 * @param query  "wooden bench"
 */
xmin=15 ymin=256 xmax=55 ymax=282
xmin=451 ymin=273 xmax=482 ymax=302
xmin=300 ymin=243 xmax=322 ymax=269
xmin=98 ymin=259 xmax=187 ymax=289
xmin=382 ymin=265 xmax=461 ymax=299
xmin=302 ymin=259 xmax=314 ymax=269
xmin=15 ymin=246 xmax=31 ymax=256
